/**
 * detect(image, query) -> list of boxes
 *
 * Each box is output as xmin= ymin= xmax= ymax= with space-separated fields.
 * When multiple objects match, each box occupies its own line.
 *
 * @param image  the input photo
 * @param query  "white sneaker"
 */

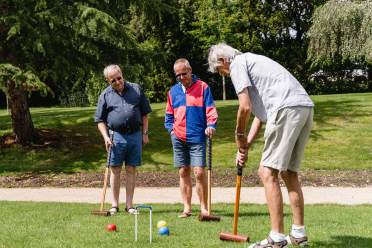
xmin=125 ymin=207 xmax=138 ymax=214
xmin=248 ymin=236 xmax=288 ymax=248
xmin=286 ymin=235 xmax=308 ymax=246
xmin=109 ymin=207 xmax=119 ymax=216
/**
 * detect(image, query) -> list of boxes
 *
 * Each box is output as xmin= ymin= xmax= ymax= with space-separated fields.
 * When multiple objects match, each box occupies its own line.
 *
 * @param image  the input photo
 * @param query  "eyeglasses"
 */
xmin=175 ymin=72 xmax=188 ymax=79
xmin=110 ymin=76 xmax=122 ymax=84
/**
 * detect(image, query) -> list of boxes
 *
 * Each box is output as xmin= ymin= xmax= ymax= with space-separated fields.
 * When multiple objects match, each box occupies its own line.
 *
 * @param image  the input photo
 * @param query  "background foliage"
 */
xmin=307 ymin=0 xmax=372 ymax=94
xmin=0 ymin=0 xmax=371 ymax=107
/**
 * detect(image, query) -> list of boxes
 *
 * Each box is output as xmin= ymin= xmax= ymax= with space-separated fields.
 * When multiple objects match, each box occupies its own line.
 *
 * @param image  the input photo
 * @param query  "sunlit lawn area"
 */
xmin=0 ymin=92 xmax=372 ymax=175
xmin=0 ymin=201 xmax=371 ymax=248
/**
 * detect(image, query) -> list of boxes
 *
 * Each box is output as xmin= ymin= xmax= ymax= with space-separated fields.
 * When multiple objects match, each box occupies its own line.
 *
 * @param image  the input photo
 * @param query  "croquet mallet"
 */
xmin=219 ymin=161 xmax=249 ymax=242
xmin=91 ymin=133 xmax=114 ymax=216
xmin=199 ymin=137 xmax=220 ymax=221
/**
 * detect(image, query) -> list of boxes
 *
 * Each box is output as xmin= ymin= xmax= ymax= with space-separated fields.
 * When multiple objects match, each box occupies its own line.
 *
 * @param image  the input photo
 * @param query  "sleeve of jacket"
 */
xmin=204 ymin=85 xmax=218 ymax=129
xmin=164 ymin=91 xmax=174 ymax=133
xmin=94 ymin=91 xmax=108 ymax=123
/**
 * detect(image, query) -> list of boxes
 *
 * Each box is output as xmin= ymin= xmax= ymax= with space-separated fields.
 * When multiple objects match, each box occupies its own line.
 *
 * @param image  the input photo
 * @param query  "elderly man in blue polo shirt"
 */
xmin=94 ymin=64 xmax=152 ymax=215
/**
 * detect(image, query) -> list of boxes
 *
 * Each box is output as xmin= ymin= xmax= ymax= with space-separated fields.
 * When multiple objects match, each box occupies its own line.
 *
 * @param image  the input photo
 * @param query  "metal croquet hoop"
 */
xmin=134 ymin=205 xmax=153 ymax=243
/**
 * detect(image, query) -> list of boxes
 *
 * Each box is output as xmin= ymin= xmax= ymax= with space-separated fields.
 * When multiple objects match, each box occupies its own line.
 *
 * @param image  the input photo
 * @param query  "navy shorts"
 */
xmin=108 ymin=131 xmax=142 ymax=167
xmin=171 ymin=133 xmax=206 ymax=168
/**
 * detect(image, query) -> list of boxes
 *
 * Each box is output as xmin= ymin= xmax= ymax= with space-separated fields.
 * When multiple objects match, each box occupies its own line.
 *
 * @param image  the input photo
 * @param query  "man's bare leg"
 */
xmin=280 ymin=170 xmax=304 ymax=226
xmin=179 ymin=166 xmax=192 ymax=214
xmin=110 ymin=166 xmax=122 ymax=208
xmin=194 ymin=166 xmax=208 ymax=215
xmin=125 ymin=165 xmax=136 ymax=209
xmin=259 ymin=165 xmax=284 ymax=233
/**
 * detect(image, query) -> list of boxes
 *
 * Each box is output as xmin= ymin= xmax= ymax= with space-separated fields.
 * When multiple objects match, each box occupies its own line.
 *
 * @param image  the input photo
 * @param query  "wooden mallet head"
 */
xmin=91 ymin=210 xmax=110 ymax=216
xmin=219 ymin=232 xmax=249 ymax=242
xmin=198 ymin=214 xmax=221 ymax=222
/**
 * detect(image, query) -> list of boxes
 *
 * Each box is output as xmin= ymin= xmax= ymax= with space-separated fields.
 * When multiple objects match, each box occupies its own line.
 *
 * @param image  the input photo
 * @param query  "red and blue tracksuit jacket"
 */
xmin=164 ymin=75 xmax=218 ymax=143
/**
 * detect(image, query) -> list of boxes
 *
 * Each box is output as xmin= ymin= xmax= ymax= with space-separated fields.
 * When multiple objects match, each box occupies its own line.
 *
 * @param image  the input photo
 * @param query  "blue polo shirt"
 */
xmin=94 ymin=81 xmax=152 ymax=132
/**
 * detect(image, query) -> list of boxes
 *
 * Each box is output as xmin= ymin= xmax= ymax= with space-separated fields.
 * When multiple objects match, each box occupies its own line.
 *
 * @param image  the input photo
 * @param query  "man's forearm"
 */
xmin=236 ymin=105 xmax=250 ymax=133
xmin=235 ymin=107 xmax=250 ymax=149
xmin=247 ymin=117 xmax=262 ymax=148
xmin=97 ymin=122 xmax=109 ymax=140
xmin=235 ymin=89 xmax=251 ymax=149
xmin=142 ymin=115 xmax=149 ymax=132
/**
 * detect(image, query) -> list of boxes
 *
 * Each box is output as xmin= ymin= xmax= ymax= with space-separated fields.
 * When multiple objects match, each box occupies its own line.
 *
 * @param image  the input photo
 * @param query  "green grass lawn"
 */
xmin=0 ymin=92 xmax=372 ymax=175
xmin=0 ymin=202 xmax=371 ymax=247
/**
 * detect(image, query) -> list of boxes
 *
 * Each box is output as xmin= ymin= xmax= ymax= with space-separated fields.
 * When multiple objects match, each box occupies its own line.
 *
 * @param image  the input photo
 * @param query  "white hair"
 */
xmin=208 ymin=43 xmax=242 ymax=73
xmin=173 ymin=58 xmax=192 ymax=71
xmin=103 ymin=64 xmax=122 ymax=79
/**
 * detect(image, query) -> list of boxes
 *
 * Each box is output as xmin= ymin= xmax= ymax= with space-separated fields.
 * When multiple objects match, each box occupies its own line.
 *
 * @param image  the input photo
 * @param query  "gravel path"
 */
xmin=1 ymin=187 xmax=371 ymax=205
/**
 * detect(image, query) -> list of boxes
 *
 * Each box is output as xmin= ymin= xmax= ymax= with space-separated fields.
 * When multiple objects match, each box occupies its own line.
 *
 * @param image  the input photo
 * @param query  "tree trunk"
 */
xmin=7 ymin=80 xmax=38 ymax=145
xmin=222 ymin=76 xmax=226 ymax=101
xmin=368 ymin=65 xmax=372 ymax=91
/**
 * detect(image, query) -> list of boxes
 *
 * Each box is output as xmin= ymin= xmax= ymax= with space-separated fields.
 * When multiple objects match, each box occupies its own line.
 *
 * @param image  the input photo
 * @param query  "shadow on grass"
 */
xmin=312 ymin=235 xmax=372 ymax=248
xmin=151 ymin=209 xmax=180 ymax=215
xmin=220 ymin=211 xmax=286 ymax=218
xmin=1 ymin=94 xmax=372 ymax=175
xmin=151 ymin=208 xmax=271 ymax=219
xmin=142 ymin=105 xmax=241 ymax=168
xmin=0 ymin=108 xmax=103 ymax=174
xmin=216 ymin=97 xmax=372 ymax=145
xmin=0 ymin=108 xmax=96 ymax=132
xmin=141 ymin=108 xmax=174 ymax=169
xmin=310 ymin=97 xmax=372 ymax=141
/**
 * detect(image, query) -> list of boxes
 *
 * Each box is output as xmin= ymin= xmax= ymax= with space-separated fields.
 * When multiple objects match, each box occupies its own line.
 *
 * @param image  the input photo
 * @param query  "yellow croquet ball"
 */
xmin=157 ymin=220 xmax=167 ymax=229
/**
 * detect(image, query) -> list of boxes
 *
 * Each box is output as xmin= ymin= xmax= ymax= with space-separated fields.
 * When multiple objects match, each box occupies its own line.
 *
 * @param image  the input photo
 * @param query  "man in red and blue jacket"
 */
xmin=164 ymin=58 xmax=218 ymax=218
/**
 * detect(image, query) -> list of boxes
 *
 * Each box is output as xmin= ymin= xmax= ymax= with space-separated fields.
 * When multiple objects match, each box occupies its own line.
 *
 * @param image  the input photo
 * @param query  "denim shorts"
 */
xmin=107 ymin=130 xmax=142 ymax=167
xmin=171 ymin=134 xmax=206 ymax=168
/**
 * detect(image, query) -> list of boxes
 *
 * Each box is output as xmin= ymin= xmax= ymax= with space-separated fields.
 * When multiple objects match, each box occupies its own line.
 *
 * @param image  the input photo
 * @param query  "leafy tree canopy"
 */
xmin=0 ymin=0 xmax=172 ymax=144
xmin=308 ymin=0 xmax=372 ymax=68
xmin=0 ymin=64 xmax=50 ymax=95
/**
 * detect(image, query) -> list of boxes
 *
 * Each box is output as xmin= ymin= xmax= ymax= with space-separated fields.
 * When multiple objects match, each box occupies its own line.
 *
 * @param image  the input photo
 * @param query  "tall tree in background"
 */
xmin=190 ymin=0 xmax=251 ymax=99
xmin=124 ymin=1 xmax=176 ymax=102
xmin=0 ymin=0 xmax=169 ymax=145
xmin=190 ymin=0 xmax=326 ymax=95
xmin=251 ymin=0 xmax=326 ymax=82
xmin=308 ymin=0 xmax=372 ymax=90
xmin=124 ymin=0 xmax=198 ymax=102
xmin=0 ymin=64 xmax=50 ymax=144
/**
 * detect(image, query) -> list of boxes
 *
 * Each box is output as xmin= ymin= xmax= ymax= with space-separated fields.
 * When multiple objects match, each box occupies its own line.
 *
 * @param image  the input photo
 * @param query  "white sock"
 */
xmin=269 ymin=230 xmax=286 ymax=242
xmin=290 ymin=224 xmax=306 ymax=238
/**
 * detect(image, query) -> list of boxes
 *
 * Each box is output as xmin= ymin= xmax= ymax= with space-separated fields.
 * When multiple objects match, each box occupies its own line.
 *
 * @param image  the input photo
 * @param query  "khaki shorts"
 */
xmin=261 ymin=107 xmax=313 ymax=172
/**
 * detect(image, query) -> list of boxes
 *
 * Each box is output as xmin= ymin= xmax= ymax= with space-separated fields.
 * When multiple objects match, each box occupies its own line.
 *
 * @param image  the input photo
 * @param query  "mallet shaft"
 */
xmin=233 ymin=174 xmax=242 ymax=235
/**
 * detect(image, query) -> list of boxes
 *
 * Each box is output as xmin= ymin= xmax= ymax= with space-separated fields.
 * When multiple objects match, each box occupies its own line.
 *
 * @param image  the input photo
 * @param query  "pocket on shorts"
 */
xmin=264 ymin=110 xmax=280 ymax=139
xmin=170 ymin=132 xmax=178 ymax=146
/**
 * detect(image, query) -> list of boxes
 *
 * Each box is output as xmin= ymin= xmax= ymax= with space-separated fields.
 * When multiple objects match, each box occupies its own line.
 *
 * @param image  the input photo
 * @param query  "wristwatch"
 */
xmin=143 ymin=130 xmax=149 ymax=135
